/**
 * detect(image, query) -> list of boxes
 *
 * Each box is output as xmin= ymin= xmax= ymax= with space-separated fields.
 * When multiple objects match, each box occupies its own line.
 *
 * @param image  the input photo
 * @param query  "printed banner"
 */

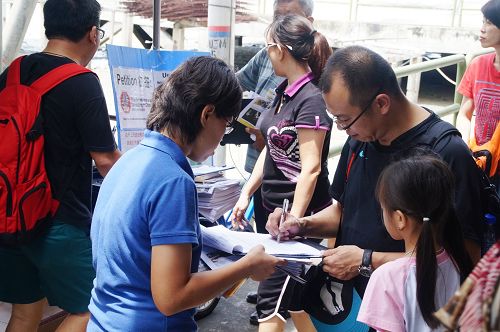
xmin=107 ymin=45 xmax=209 ymax=152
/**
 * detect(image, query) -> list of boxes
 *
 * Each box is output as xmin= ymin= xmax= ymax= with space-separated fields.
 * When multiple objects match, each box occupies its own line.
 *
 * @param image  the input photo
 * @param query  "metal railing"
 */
xmin=327 ymin=48 xmax=494 ymax=159
xmin=257 ymin=0 xmax=479 ymax=28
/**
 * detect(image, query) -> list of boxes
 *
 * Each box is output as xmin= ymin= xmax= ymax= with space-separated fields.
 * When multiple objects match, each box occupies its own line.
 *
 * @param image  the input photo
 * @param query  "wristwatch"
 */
xmin=358 ymin=249 xmax=373 ymax=277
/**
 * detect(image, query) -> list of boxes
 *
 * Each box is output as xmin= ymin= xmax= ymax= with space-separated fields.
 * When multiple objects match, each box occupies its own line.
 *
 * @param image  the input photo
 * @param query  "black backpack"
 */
xmin=424 ymin=121 xmax=500 ymax=234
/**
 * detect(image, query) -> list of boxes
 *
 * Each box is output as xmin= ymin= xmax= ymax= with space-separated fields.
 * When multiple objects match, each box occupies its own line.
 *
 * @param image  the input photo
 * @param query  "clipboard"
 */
xmin=276 ymin=263 xmax=307 ymax=284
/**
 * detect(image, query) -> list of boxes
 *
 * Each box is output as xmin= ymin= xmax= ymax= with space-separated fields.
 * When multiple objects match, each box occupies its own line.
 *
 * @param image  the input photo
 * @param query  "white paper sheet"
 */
xmin=201 ymin=225 xmax=322 ymax=257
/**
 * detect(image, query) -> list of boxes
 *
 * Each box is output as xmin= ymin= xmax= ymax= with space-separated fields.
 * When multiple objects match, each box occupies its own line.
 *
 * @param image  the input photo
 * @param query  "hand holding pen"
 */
xmin=276 ymin=198 xmax=289 ymax=243
xmin=266 ymin=204 xmax=304 ymax=241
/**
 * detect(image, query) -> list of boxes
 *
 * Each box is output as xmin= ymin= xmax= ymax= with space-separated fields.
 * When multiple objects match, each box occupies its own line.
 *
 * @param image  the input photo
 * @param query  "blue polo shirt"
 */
xmin=88 ymin=130 xmax=201 ymax=332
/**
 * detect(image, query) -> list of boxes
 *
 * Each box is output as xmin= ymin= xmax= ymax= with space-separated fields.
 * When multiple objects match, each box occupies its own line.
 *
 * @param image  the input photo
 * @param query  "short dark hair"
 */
xmin=319 ymin=45 xmax=404 ymax=108
xmin=266 ymin=15 xmax=331 ymax=81
xmin=482 ymin=0 xmax=500 ymax=28
xmin=44 ymin=0 xmax=101 ymax=43
xmin=147 ymin=56 xmax=242 ymax=144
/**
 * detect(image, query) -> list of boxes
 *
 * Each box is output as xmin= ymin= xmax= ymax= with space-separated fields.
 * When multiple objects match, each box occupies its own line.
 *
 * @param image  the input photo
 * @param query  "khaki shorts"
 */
xmin=0 ymin=220 xmax=94 ymax=313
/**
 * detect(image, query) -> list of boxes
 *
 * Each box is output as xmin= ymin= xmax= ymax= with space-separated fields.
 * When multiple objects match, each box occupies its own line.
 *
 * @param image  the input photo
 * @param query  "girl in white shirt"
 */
xmin=357 ymin=152 xmax=473 ymax=331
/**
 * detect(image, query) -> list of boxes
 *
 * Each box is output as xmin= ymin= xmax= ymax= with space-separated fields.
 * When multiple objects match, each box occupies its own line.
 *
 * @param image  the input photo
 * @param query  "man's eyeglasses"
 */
xmin=332 ymin=88 xmax=382 ymax=130
xmin=97 ymin=27 xmax=105 ymax=39
xmin=224 ymin=117 xmax=235 ymax=135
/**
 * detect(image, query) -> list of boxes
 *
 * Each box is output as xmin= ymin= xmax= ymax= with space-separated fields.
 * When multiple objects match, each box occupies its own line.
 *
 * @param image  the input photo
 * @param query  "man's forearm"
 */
xmin=299 ymin=202 xmax=341 ymax=238
xmin=371 ymin=251 xmax=404 ymax=269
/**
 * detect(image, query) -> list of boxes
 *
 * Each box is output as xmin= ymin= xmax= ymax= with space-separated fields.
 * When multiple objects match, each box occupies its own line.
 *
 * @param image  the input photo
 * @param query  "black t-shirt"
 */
xmin=260 ymin=79 xmax=333 ymax=213
xmin=0 ymin=53 xmax=116 ymax=228
xmin=330 ymin=111 xmax=483 ymax=293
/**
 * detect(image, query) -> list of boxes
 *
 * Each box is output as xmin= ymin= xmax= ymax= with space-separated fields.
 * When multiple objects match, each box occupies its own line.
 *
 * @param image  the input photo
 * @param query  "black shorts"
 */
xmin=256 ymin=268 xmax=306 ymax=322
xmin=256 ymin=206 xmax=327 ymax=322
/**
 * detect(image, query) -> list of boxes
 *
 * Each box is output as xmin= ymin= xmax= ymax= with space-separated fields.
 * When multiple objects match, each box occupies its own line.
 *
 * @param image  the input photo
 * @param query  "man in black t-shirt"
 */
xmin=0 ymin=1 xmax=120 ymax=330
xmin=267 ymin=46 xmax=482 ymax=296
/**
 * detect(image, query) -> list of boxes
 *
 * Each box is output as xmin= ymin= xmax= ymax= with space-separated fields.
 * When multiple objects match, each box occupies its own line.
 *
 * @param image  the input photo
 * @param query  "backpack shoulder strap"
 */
xmin=345 ymin=120 xmax=460 ymax=181
xmin=420 ymin=119 xmax=461 ymax=150
xmin=5 ymin=56 xmax=25 ymax=87
xmin=30 ymin=63 xmax=93 ymax=95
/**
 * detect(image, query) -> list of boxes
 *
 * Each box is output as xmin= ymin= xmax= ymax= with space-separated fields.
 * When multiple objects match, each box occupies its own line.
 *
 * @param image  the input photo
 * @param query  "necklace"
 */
xmin=404 ymin=247 xmax=445 ymax=257
xmin=404 ymin=248 xmax=415 ymax=257
xmin=41 ymin=51 xmax=74 ymax=62
xmin=42 ymin=51 xmax=65 ymax=57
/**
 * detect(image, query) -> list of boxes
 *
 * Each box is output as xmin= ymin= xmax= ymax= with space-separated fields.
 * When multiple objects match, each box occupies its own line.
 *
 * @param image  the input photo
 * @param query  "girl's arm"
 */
xmin=151 ymin=242 xmax=282 ymax=316
xmin=289 ymin=128 xmax=326 ymax=218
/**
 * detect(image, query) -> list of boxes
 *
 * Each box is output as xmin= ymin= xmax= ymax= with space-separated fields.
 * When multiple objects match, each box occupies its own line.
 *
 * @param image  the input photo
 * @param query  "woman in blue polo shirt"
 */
xmin=232 ymin=14 xmax=333 ymax=332
xmin=87 ymin=56 xmax=284 ymax=332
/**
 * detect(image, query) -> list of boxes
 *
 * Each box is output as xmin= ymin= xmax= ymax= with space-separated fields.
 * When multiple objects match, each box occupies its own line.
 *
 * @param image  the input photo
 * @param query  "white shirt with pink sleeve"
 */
xmin=357 ymin=250 xmax=460 ymax=332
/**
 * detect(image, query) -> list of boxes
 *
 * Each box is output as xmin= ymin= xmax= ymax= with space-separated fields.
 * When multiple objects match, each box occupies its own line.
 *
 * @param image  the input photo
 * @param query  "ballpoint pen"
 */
xmin=276 ymin=198 xmax=289 ymax=243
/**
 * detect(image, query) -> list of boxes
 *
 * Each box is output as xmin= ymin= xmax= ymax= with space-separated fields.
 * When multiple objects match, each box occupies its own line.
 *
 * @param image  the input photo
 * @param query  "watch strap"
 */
xmin=362 ymin=249 xmax=373 ymax=267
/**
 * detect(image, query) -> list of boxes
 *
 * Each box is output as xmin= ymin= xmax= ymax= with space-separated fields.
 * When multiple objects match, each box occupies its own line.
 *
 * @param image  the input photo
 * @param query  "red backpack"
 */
xmin=0 ymin=56 xmax=91 ymax=245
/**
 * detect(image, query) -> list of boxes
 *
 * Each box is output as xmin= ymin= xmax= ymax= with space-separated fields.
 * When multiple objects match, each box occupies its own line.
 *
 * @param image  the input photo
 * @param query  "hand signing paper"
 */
xmin=266 ymin=207 xmax=305 ymax=241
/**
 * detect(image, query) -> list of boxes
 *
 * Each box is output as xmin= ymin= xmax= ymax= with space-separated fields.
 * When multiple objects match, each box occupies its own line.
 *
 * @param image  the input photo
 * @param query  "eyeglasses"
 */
xmin=224 ymin=117 xmax=235 ymax=135
xmin=265 ymin=42 xmax=293 ymax=51
xmin=332 ymin=88 xmax=382 ymax=130
xmin=96 ymin=27 xmax=105 ymax=39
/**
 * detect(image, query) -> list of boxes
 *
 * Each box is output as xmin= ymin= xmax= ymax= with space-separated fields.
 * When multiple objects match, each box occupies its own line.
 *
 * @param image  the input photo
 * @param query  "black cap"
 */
xmin=302 ymin=266 xmax=370 ymax=331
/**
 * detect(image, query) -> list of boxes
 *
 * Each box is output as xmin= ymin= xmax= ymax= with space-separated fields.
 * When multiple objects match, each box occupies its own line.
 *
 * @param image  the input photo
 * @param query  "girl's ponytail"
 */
xmin=416 ymin=207 xmax=473 ymax=329
xmin=442 ymin=208 xmax=473 ymax=281
xmin=415 ymin=216 xmax=439 ymax=329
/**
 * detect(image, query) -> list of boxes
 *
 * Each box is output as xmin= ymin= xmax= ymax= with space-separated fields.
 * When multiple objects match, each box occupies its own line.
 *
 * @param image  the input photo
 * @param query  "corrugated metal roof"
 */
xmin=122 ymin=1 xmax=256 ymax=24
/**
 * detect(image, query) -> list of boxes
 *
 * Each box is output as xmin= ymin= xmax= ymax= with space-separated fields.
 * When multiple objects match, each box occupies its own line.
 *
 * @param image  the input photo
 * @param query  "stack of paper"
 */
xmin=192 ymin=165 xmax=234 ymax=182
xmin=196 ymin=178 xmax=241 ymax=222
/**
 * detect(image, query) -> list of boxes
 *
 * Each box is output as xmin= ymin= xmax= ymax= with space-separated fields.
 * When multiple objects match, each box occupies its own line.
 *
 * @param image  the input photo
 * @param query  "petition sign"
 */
xmin=107 ymin=45 xmax=208 ymax=151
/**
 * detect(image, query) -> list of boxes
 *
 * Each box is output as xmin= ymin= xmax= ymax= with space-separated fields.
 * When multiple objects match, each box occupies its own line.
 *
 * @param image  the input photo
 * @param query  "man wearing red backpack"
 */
xmin=0 ymin=0 xmax=120 ymax=331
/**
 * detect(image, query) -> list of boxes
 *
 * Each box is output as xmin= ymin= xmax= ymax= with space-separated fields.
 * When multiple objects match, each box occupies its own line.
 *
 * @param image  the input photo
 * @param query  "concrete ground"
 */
xmin=197 ymin=279 xmax=297 ymax=332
